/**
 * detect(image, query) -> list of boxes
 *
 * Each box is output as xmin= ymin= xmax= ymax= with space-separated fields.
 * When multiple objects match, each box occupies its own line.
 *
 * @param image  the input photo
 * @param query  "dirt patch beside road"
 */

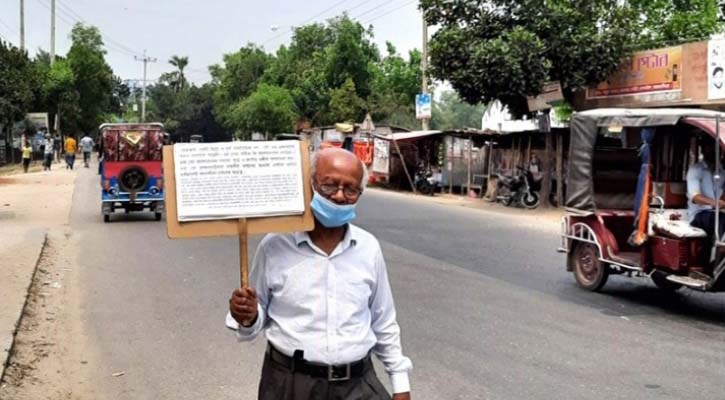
xmin=0 ymin=230 xmax=100 ymax=399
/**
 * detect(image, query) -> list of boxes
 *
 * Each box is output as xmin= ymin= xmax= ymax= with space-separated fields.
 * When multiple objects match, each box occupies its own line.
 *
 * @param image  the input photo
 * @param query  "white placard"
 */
xmin=173 ymin=141 xmax=305 ymax=222
xmin=709 ymin=39 xmax=725 ymax=100
xmin=372 ymin=138 xmax=390 ymax=174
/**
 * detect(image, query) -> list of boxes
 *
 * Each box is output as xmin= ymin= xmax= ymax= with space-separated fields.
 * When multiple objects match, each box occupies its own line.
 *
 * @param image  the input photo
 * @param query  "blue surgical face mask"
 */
xmin=310 ymin=191 xmax=357 ymax=228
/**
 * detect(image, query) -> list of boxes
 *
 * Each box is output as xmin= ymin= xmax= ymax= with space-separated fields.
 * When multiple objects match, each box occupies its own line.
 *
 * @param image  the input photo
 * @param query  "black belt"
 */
xmin=266 ymin=344 xmax=369 ymax=381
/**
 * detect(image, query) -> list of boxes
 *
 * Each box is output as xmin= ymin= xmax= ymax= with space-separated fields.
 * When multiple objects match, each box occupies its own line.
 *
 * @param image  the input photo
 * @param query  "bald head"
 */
xmin=311 ymin=148 xmax=368 ymax=200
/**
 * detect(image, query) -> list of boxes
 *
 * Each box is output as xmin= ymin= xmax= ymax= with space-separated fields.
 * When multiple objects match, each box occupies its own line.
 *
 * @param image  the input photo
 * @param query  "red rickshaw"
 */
xmin=559 ymin=108 xmax=725 ymax=292
xmin=99 ymin=123 xmax=166 ymax=222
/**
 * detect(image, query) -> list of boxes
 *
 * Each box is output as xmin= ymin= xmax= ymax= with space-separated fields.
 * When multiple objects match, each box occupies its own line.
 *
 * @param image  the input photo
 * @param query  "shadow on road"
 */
xmin=103 ymin=213 xmax=163 ymax=223
xmin=557 ymin=277 xmax=725 ymax=328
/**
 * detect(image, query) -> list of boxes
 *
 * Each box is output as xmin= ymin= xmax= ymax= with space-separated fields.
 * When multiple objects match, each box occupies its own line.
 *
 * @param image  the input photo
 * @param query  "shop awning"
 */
xmin=373 ymin=130 xmax=443 ymax=141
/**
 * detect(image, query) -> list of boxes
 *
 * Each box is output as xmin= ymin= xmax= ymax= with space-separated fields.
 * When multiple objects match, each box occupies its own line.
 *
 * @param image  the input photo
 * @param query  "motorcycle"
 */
xmin=414 ymin=168 xmax=436 ymax=196
xmin=496 ymin=166 xmax=540 ymax=208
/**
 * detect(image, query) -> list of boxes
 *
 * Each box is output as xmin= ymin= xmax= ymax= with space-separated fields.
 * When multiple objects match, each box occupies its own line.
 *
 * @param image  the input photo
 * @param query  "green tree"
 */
xmin=144 ymin=82 xmax=230 ymax=142
xmin=66 ymin=23 xmax=115 ymax=134
xmin=165 ymin=55 xmax=189 ymax=92
xmin=323 ymin=16 xmax=379 ymax=99
xmin=263 ymin=24 xmax=334 ymax=125
xmin=368 ymin=42 xmax=422 ymax=129
xmin=44 ymin=59 xmax=80 ymax=134
xmin=430 ymin=91 xmax=485 ymax=130
xmin=232 ymin=83 xmax=296 ymax=139
xmin=635 ymin=0 xmax=721 ymax=49
xmin=422 ymin=0 xmax=639 ymax=116
xmin=327 ymin=78 xmax=366 ymax=123
xmin=210 ymin=44 xmax=272 ymax=130
xmin=263 ymin=15 xmax=380 ymax=126
xmin=0 ymin=40 xmax=37 ymax=159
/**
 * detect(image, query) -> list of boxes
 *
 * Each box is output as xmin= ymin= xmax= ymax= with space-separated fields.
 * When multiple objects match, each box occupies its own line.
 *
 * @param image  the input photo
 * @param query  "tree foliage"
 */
xmin=263 ymin=23 xmax=335 ymax=124
xmin=635 ymin=0 xmax=721 ymax=49
xmin=232 ymin=83 xmax=297 ymax=139
xmin=0 ymin=41 xmax=37 ymax=129
xmin=145 ymin=82 xmax=230 ymax=142
xmin=368 ymin=43 xmax=422 ymax=129
xmin=422 ymin=0 xmax=641 ymax=116
xmin=261 ymin=15 xmax=383 ymax=126
xmin=431 ymin=91 xmax=486 ymax=130
xmin=66 ymin=23 xmax=115 ymax=134
xmin=328 ymin=78 xmax=366 ymax=123
xmin=210 ymin=44 xmax=271 ymax=129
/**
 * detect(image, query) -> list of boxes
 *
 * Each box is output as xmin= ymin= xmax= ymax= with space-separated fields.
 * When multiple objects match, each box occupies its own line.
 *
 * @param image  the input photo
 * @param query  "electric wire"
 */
xmin=261 ymin=0 xmax=382 ymax=47
xmin=352 ymin=0 xmax=397 ymax=20
xmin=34 ymin=0 xmax=144 ymax=58
xmin=361 ymin=0 xmax=418 ymax=24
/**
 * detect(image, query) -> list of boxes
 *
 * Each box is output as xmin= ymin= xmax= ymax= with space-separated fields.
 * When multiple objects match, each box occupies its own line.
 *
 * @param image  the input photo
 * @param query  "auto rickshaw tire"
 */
xmin=155 ymin=212 xmax=162 ymax=221
xmin=650 ymin=270 xmax=682 ymax=292
xmin=572 ymin=243 xmax=609 ymax=291
xmin=104 ymin=214 xmax=110 ymax=223
xmin=119 ymin=166 xmax=149 ymax=193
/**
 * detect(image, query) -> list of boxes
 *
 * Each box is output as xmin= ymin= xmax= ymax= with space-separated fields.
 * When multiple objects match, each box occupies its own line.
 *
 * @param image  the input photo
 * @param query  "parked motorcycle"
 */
xmin=496 ymin=166 xmax=540 ymax=208
xmin=414 ymin=169 xmax=436 ymax=196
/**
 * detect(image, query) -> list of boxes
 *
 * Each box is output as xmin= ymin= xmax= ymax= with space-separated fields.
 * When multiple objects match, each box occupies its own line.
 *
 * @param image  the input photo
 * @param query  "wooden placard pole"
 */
xmin=238 ymin=218 xmax=249 ymax=288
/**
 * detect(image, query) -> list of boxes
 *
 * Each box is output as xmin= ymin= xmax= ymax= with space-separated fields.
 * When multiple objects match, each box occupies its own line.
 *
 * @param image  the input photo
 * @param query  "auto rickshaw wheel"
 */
xmin=155 ymin=212 xmax=162 ymax=221
xmin=650 ymin=270 xmax=682 ymax=292
xmin=104 ymin=214 xmax=110 ymax=223
xmin=573 ymin=243 xmax=609 ymax=291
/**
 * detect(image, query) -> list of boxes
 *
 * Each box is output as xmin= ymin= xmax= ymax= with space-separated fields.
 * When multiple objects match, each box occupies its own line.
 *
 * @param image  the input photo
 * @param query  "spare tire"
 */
xmin=119 ymin=166 xmax=148 ymax=192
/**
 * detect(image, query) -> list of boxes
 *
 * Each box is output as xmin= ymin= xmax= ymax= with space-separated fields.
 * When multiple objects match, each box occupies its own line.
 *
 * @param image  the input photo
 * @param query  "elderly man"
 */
xmin=227 ymin=148 xmax=412 ymax=400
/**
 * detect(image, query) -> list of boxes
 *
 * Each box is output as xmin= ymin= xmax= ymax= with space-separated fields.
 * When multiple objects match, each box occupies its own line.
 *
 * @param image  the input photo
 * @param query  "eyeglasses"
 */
xmin=315 ymin=182 xmax=362 ymax=199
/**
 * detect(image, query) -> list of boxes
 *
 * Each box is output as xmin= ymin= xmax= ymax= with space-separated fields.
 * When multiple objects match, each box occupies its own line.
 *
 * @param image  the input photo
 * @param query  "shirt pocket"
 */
xmin=337 ymin=280 xmax=372 ymax=336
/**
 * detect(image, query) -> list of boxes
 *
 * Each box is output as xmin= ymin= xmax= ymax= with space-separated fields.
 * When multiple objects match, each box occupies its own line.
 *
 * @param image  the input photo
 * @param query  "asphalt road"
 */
xmin=70 ymin=167 xmax=725 ymax=400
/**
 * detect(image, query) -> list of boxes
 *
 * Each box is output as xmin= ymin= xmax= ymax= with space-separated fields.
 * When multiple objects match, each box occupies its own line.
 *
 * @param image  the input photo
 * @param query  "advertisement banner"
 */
xmin=372 ymin=138 xmax=390 ymax=174
xmin=708 ymin=39 xmax=725 ymax=100
xmin=587 ymin=46 xmax=682 ymax=99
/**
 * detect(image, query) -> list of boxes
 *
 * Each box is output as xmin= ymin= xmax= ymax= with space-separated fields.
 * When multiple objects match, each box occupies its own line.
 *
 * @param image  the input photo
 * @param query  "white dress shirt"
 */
xmin=687 ymin=161 xmax=724 ymax=222
xmin=225 ymin=224 xmax=412 ymax=393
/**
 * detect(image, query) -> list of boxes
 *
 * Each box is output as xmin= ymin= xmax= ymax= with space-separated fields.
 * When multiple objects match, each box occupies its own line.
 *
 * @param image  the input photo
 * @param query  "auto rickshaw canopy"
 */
xmin=567 ymin=108 xmax=725 ymax=212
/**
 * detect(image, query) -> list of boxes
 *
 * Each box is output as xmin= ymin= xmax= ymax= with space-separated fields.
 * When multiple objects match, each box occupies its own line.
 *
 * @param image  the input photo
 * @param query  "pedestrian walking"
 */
xmin=80 ymin=134 xmax=94 ymax=168
xmin=53 ymin=134 xmax=61 ymax=163
xmin=43 ymin=134 xmax=54 ymax=171
xmin=64 ymin=135 xmax=77 ymax=170
xmin=21 ymin=139 xmax=32 ymax=173
xmin=227 ymin=148 xmax=412 ymax=400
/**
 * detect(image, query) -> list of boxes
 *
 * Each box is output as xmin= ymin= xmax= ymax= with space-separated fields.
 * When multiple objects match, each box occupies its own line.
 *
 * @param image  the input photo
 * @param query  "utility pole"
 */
xmin=19 ymin=0 xmax=25 ymax=50
xmin=134 ymin=50 xmax=157 ymax=122
xmin=50 ymin=0 xmax=55 ymax=64
xmin=421 ymin=11 xmax=430 ymax=131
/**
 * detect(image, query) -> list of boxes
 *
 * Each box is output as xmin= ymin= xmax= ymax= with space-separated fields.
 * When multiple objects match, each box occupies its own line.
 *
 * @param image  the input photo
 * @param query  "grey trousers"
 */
xmin=258 ymin=351 xmax=390 ymax=400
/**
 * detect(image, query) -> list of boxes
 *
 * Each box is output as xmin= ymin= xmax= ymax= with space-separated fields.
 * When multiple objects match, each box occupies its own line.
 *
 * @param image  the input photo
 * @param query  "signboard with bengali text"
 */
xmin=587 ymin=46 xmax=682 ymax=99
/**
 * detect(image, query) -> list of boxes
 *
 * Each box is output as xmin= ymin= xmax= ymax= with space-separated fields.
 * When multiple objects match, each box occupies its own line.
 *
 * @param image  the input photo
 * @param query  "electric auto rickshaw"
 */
xmin=99 ymin=123 xmax=165 ymax=222
xmin=559 ymin=108 xmax=725 ymax=292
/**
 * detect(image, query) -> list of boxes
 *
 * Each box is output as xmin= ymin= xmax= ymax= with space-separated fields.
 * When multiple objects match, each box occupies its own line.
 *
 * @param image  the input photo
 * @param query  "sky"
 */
xmin=0 ymin=0 xmax=425 ymax=89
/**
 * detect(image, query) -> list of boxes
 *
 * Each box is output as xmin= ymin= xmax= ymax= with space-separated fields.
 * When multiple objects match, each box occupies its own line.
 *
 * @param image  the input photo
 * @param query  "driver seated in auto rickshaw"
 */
xmin=687 ymin=137 xmax=725 ymax=241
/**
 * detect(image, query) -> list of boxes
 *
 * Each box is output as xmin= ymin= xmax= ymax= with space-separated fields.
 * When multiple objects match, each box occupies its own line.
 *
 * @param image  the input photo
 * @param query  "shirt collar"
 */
xmin=294 ymin=225 xmax=358 ymax=251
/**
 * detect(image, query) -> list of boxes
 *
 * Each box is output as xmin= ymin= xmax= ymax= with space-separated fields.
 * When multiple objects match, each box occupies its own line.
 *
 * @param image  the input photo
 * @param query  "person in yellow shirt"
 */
xmin=21 ymin=139 xmax=32 ymax=173
xmin=64 ymin=135 xmax=77 ymax=170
